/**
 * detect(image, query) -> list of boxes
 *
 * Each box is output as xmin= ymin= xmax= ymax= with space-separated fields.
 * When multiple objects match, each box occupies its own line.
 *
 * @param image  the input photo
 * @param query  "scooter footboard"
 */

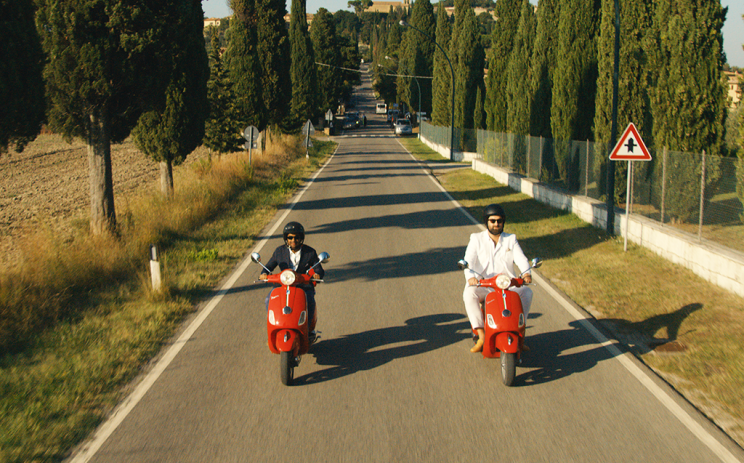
xmin=272 ymin=329 xmax=299 ymax=355
xmin=493 ymin=331 xmax=521 ymax=354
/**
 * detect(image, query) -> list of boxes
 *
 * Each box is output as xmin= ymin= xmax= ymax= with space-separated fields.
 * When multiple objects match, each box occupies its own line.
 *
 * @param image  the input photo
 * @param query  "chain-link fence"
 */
xmin=421 ymin=122 xmax=744 ymax=253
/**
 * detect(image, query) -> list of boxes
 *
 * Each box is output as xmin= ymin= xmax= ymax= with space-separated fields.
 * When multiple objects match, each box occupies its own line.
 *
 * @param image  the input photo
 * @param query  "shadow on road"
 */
xmin=295 ymin=313 xmax=470 ymax=385
xmin=516 ymin=319 xmax=624 ymax=387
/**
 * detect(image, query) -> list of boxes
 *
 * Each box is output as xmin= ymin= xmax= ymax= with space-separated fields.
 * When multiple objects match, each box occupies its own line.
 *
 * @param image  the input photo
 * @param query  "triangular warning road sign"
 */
xmin=609 ymin=123 xmax=652 ymax=161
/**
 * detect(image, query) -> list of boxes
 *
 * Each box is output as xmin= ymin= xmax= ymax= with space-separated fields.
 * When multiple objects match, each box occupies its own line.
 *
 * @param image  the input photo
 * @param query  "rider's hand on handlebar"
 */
xmin=259 ymin=273 xmax=268 ymax=281
xmin=523 ymin=274 xmax=532 ymax=284
xmin=468 ymin=277 xmax=479 ymax=286
xmin=312 ymin=273 xmax=321 ymax=280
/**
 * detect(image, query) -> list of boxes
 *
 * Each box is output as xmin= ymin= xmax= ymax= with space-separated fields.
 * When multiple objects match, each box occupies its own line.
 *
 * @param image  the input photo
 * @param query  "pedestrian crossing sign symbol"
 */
xmin=609 ymin=123 xmax=652 ymax=161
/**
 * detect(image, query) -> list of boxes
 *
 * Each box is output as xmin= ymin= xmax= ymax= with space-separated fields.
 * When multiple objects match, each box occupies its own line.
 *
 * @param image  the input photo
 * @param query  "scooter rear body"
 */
xmin=481 ymin=289 xmax=525 ymax=358
xmin=266 ymin=285 xmax=310 ymax=357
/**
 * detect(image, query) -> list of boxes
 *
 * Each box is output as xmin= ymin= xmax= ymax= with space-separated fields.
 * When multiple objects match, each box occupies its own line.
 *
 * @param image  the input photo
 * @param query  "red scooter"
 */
xmin=458 ymin=258 xmax=542 ymax=386
xmin=252 ymin=251 xmax=329 ymax=386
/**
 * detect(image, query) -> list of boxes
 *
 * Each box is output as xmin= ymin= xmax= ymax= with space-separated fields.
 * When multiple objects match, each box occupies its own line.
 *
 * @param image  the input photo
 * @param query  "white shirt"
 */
xmin=289 ymin=247 xmax=301 ymax=271
xmin=462 ymin=231 xmax=530 ymax=282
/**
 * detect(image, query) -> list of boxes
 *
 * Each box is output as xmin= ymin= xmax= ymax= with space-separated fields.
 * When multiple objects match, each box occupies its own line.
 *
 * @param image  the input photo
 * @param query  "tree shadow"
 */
xmin=327 ymin=246 xmax=465 ymax=283
xmin=295 ymin=313 xmax=470 ymax=385
xmin=516 ymin=319 xmax=622 ymax=387
xmin=600 ymin=303 xmax=703 ymax=354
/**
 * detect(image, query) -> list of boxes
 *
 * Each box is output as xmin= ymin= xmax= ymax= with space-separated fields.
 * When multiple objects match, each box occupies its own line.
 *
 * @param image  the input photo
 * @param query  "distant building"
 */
xmin=724 ymin=70 xmax=742 ymax=108
xmin=283 ymin=13 xmax=314 ymax=27
xmin=364 ymin=0 xmax=411 ymax=14
xmin=203 ymin=18 xmax=221 ymax=28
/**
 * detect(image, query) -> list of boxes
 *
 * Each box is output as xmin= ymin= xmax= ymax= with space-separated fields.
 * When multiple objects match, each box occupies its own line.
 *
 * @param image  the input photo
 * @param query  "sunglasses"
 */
xmin=286 ymin=235 xmax=302 ymax=241
xmin=488 ymin=218 xmax=505 ymax=224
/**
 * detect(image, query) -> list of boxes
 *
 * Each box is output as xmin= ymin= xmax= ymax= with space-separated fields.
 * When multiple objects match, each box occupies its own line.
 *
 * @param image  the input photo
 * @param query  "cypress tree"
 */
xmin=506 ymin=0 xmax=536 ymax=174
xmin=204 ymin=33 xmax=242 ymax=155
xmin=485 ymin=0 xmax=521 ymax=132
xmin=530 ymin=0 xmax=558 ymax=139
xmin=289 ymin=0 xmax=318 ymax=128
xmin=454 ymin=5 xmax=485 ymax=136
xmin=506 ymin=0 xmax=536 ymax=137
xmin=646 ymin=0 xmax=727 ymax=156
xmin=408 ymin=0 xmax=436 ymax=116
xmin=551 ymin=0 xmax=601 ymax=190
xmin=311 ymin=8 xmax=342 ymax=113
xmin=594 ymin=0 xmax=652 ymax=203
xmin=132 ymin=0 xmax=209 ymax=198
xmin=256 ymin=0 xmax=291 ymax=131
xmin=224 ymin=0 xmax=265 ymax=131
xmin=474 ymin=82 xmax=486 ymax=130
xmin=646 ymin=0 xmax=727 ymax=222
xmin=35 ymin=0 xmax=176 ymax=234
xmin=0 ymin=0 xmax=45 ymax=155
xmin=432 ymin=3 xmax=452 ymax=126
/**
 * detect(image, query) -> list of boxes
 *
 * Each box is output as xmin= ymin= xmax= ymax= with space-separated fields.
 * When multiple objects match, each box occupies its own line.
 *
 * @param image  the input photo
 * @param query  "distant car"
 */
xmin=387 ymin=109 xmax=400 ymax=124
xmin=343 ymin=112 xmax=361 ymax=129
xmin=376 ymin=103 xmax=387 ymax=114
xmin=394 ymin=119 xmax=412 ymax=136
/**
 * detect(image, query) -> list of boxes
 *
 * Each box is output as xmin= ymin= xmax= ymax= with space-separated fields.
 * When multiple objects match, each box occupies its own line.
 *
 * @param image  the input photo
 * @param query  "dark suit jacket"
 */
xmin=261 ymin=244 xmax=325 ymax=281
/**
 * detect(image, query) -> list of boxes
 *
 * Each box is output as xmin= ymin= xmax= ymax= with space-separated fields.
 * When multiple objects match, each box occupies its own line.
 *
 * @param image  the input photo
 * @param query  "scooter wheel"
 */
xmin=501 ymin=352 xmax=516 ymax=386
xmin=280 ymin=351 xmax=294 ymax=386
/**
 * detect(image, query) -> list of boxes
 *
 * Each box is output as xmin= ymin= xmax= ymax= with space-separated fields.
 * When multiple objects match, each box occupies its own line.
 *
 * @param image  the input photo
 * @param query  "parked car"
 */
xmin=394 ymin=119 xmax=412 ymax=136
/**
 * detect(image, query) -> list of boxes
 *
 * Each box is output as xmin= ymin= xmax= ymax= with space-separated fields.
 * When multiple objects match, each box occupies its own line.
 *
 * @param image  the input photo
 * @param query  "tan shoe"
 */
xmin=470 ymin=328 xmax=485 ymax=353
xmin=470 ymin=337 xmax=484 ymax=353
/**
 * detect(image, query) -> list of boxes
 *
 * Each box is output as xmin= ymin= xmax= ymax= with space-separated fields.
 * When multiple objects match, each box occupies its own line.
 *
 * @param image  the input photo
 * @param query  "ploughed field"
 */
xmin=0 ymin=134 xmax=210 ymax=266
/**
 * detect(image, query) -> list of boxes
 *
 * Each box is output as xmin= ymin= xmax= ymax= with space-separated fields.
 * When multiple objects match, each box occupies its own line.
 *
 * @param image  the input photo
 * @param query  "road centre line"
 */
xmin=70 ymin=146 xmax=340 ymax=463
xmin=396 ymin=138 xmax=740 ymax=463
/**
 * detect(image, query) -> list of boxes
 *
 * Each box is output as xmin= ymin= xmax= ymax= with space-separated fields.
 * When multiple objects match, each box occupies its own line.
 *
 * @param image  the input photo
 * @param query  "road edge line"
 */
xmin=396 ymin=138 xmax=741 ymax=463
xmin=69 ymin=145 xmax=340 ymax=463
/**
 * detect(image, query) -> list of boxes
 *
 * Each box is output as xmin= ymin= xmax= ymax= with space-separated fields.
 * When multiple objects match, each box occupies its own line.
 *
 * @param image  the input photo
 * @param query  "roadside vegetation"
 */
xmin=0 ymin=135 xmax=336 ymax=462
xmin=399 ymin=137 xmax=744 ymax=447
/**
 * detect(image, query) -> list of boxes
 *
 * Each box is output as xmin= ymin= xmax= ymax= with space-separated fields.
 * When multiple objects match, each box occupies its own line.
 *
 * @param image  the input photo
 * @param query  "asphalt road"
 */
xmin=72 ymin=69 xmax=744 ymax=463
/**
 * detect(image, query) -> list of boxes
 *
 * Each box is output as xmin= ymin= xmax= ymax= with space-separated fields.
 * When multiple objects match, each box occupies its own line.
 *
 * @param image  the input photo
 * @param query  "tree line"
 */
xmin=367 ymin=0 xmax=739 ymax=212
xmin=0 ymin=0 xmax=359 ymax=236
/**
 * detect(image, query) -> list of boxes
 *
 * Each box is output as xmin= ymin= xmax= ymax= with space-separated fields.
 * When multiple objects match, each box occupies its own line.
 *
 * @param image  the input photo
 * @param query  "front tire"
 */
xmin=280 ymin=351 xmax=294 ymax=386
xmin=501 ymin=352 xmax=516 ymax=386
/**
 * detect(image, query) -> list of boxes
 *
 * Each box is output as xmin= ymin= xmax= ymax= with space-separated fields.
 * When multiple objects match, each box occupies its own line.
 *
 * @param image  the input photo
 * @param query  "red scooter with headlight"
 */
xmin=252 ymin=251 xmax=329 ymax=386
xmin=457 ymin=258 xmax=542 ymax=386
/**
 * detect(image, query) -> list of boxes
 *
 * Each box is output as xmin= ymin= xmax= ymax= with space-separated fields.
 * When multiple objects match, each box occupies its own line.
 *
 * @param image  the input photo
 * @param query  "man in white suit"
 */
xmin=462 ymin=204 xmax=533 ymax=353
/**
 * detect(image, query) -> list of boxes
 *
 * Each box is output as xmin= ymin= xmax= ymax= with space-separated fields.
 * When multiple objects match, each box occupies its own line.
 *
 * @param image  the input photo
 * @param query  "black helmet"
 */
xmin=483 ymin=203 xmax=506 ymax=224
xmin=283 ymin=221 xmax=305 ymax=242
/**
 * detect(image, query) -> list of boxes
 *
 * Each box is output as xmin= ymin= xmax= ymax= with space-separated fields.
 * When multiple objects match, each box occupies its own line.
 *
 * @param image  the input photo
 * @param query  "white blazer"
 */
xmin=463 ymin=231 xmax=530 ymax=282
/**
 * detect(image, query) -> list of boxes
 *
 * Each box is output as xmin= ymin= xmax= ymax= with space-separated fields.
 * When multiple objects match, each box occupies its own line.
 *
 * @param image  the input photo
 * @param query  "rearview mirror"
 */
xmin=457 ymin=260 xmax=469 ymax=270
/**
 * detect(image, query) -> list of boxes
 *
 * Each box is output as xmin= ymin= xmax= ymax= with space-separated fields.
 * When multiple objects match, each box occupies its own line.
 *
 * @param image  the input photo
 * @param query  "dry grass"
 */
xmin=406 ymin=140 xmax=744 ymax=447
xmin=0 ymin=133 xmax=336 ymax=462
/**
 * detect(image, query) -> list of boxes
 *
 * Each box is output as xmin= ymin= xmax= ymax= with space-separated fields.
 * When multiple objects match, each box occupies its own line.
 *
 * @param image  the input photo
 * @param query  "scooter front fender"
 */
xmin=493 ymin=331 xmax=521 ymax=354
xmin=273 ymin=329 xmax=299 ymax=355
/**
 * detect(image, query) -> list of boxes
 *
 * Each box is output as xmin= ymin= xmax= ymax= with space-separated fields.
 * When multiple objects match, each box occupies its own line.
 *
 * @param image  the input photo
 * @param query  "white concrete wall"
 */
xmin=422 ymin=135 xmax=744 ymax=297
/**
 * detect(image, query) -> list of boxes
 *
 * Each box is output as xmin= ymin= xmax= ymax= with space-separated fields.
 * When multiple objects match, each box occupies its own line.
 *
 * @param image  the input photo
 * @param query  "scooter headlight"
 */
xmin=495 ymin=274 xmax=512 ymax=290
xmin=280 ymin=270 xmax=296 ymax=286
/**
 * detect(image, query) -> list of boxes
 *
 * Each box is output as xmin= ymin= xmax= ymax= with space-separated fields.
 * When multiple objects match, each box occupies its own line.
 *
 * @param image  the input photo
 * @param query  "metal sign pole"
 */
xmin=624 ymin=160 xmax=632 ymax=252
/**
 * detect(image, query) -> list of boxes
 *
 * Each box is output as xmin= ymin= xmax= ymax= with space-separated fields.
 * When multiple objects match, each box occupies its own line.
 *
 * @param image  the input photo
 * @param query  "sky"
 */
xmin=201 ymin=0 xmax=744 ymax=68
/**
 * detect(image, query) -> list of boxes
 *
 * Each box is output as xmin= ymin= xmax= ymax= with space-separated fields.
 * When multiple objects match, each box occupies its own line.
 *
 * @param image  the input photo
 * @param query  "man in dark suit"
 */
xmin=259 ymin=222 xmax=325 ymax=336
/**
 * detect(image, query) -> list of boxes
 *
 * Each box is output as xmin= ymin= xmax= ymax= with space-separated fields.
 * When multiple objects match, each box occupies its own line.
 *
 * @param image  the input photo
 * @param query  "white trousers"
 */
xmin=462 ymin=285 xmax=533 ymax=330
